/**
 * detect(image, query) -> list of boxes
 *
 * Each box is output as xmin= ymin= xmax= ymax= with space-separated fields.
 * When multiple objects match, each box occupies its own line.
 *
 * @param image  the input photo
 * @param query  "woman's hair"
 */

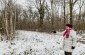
xmin=66 ymin=24 xmax=73 ymax=28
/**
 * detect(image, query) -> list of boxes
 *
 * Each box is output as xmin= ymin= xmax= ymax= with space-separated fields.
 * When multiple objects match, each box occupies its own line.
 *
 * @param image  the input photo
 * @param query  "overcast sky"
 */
xmin=16 ymin=0 xmax=27 ymax=7
xmin=0 ymin=0 xmax=82 ymax=14
xmin=17 ymin=0 xmax=26 ymax=5
xmin=16 ymin=0 xmax=80 ymax=13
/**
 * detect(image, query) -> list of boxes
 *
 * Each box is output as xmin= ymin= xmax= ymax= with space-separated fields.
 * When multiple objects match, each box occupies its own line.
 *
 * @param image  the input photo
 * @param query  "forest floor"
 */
xmin=0 ymin=30 xmax=85 ymax=55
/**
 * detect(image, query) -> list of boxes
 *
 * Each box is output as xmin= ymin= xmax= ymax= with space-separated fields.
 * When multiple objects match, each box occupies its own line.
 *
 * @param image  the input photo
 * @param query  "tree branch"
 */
xmin=73 ymin=0 xmax=78 ymax=5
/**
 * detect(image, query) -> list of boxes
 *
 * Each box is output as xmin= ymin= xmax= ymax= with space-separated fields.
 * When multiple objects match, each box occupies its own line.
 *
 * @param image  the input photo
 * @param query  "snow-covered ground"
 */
xmin=72 ymin=43 xmax=85 ymax=55
xmin=0 ymin=30 xmax=85 ymax=55
xmin=0 ymin=30 xmax=64 ymax=55
xmin=72 ymin=34 xmax=85 ymax=55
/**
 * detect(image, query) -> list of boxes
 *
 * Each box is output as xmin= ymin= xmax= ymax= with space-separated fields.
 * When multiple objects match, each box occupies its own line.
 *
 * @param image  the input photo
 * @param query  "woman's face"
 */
xmin=66 ymin=26 xmax=70 ymax=30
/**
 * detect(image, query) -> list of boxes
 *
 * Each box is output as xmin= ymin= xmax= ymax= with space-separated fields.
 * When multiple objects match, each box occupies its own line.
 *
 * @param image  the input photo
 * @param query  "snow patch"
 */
xmin=0 ymin=30 xmax=64 ymax=55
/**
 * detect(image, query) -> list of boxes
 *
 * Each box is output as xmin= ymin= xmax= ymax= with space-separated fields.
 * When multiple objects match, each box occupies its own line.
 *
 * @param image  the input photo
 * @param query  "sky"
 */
xmin=0 ymin=0 xmax=81 ymax=14
xmin=17 ymin=0 xmax=26 ymax=5
xmin=16 ymin=0 xmax=37 ymax=10
xmin=16 ymin=0 xmax=80 ymax=13
xmin=0 ymin=0 xmax=26 ymax=10
xmin=16 ymin=0 xmax=27 ymax=7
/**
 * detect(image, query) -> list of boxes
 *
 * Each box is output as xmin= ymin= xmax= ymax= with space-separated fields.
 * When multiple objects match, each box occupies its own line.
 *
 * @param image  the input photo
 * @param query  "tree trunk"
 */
xmin=64 ymin=0 xmax=66 ymax=29
xmin=69 ymin=0 xmax=73 ymax=25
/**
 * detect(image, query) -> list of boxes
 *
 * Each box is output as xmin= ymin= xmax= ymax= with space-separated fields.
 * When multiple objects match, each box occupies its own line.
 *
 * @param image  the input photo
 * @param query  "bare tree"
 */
xmin=34 ymin=0 xmax=46 ymax=30
xmin=0 ymin=0 xmax=17 ymax=40
xmin=69 ymin=0 xmax=78 ymax=24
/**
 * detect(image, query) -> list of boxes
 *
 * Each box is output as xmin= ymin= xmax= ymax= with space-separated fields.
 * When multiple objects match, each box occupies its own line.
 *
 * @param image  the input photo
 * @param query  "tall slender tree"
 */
xmin=69 ymin=0 xmax=78 ymax=24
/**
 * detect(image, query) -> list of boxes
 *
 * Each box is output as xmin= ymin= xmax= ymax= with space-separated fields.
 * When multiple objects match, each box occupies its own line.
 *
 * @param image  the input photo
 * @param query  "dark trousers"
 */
xmin=65 ymin=52 xmax=72 ymax=55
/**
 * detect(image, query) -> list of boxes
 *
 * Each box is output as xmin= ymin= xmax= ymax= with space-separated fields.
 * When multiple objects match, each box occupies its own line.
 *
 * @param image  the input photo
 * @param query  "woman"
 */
xmin=63 ymin=24 xmax=77 ymax=55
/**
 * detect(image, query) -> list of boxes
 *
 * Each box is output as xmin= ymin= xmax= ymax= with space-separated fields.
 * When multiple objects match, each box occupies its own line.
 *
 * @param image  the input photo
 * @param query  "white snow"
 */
xmin=0 ymin=30 xmax=85 ymax=55
xmin=72 ymin=43 xmax=85 ymax=55
xmin=0 ymin=30 xmax=64 ymax=55
xmin=72 ymin=33 xmax=85 ymax=55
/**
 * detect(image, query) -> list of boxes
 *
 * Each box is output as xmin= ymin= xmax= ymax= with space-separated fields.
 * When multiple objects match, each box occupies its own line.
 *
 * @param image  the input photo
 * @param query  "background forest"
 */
xmin=0 ymin=0 xmax=85 ymax=39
